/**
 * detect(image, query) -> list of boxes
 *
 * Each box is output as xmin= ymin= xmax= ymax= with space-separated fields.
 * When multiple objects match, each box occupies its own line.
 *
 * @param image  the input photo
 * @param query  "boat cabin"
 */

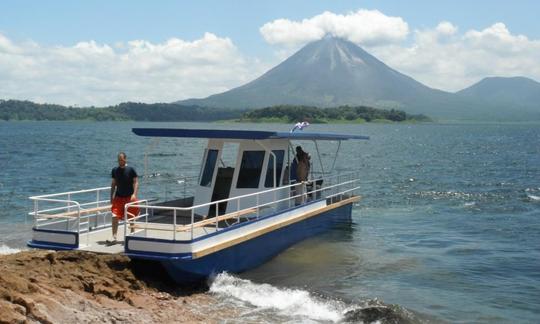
xmin=192 ymin=136 xmax=289 ymax=216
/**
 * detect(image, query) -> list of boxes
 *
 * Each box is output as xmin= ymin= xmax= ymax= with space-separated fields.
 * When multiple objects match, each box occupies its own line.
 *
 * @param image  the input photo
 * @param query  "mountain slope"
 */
xmin=179 ymin=37 xmax=458 ymax=114
xmin=178 ymin=37 xmax=539 ymax=120
xmin=454 ymin=77 xmax=540 ymax=120
xmin=457 ymin=77 xmax=540 ymax=107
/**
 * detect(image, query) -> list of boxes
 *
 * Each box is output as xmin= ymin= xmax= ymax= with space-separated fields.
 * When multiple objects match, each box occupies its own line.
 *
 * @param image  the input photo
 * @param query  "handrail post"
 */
xmin=215 ymin=202 xmax=219 ymax=230
xmin=288 ymin=185 xmax=292 ymax=209
xmin=173 ymin=209 xmax=177 ymax=241
xmin=190 ymin=209 xmax=194 ymax=240
xmin=96 ymin=189 xmax=100 ymax=229
xmin=256 ymin=194 xmax=259 ymax=218
xmin=33 ymin=199 xmax=38 ymax=229
xmin=77 ymin=205 xmax=81 ymax=236
xmin=123 ymin=205 xmax=127 ymax=240
xmin=237 ymin=199 xmax=240 ymax=222
xmin=66 ymin=193 xmax=73 ymax=235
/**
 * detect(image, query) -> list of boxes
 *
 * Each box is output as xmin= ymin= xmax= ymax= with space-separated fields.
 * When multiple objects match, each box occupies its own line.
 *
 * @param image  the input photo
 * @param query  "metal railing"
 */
xmin=29 ymin=187 xmax=112 ymax=235
xmin=125 ymin=171 xmax=361 ymax=241
xmin=27 ymin=171 xmax=361 ymax=246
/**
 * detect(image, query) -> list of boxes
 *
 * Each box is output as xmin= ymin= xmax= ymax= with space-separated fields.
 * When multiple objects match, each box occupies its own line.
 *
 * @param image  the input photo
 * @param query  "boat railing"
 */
xmin=124 ymin=170 xmax=361 ymax=241
xmin=29 ymin=187 xmax=113 ymax=234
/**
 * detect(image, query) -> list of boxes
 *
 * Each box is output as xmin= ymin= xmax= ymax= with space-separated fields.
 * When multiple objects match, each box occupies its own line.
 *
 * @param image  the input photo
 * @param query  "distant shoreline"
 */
xmin=0 ymin=100 xmax=431 ymax=123
xmin=5 ymin=119 xmax=540 ymax=125
xmin=6 ymin=99 xmax=540 ymax=124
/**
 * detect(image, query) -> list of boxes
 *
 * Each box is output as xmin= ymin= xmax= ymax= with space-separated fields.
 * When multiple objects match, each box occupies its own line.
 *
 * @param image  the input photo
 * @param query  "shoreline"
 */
xmin=0 ymin=249 xmax=423 ymax=323
xmin=0 ymin=250 xmax=235 ymax=323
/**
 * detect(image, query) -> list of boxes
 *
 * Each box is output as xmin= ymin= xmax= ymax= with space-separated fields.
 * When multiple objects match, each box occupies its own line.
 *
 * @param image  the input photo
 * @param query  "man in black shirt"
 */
xmin=110 ymin=152 xmax=139 ymax=243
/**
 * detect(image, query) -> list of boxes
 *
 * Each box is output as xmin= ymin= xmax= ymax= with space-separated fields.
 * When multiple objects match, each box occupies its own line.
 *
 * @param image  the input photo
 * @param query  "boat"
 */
xmin=27 ymin=128 xmax=369 ymax=283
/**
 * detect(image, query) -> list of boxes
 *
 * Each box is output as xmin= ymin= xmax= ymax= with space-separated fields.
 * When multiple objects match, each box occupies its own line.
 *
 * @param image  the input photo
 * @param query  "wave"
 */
xmin=0 ymin=244 xmax=23 ymax=255
xmin=527 ymin=194 xmax=540 ymax=202
xmin=208 ymin=273 xmax=420 ymax=323
xmin=209 ymin=273 xmax=345 ymax=322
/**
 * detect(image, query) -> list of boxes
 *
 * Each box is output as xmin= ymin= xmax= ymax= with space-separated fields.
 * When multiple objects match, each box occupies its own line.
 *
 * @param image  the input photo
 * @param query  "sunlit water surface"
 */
xmin=1 ymin=121 xmax=539 ymax=323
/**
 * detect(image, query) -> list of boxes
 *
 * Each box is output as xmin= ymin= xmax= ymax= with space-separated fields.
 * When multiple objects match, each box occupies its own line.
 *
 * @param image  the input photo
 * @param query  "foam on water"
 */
xmin=0 ymin=244 xmax=23 ymax=255
xmin=209 ymin=273 xmax=346 ymax=322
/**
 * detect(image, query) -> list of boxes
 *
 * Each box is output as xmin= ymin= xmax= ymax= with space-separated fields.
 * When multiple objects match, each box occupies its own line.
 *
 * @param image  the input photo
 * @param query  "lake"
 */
xmin=1 ymin=121 xmax=539 ymax=323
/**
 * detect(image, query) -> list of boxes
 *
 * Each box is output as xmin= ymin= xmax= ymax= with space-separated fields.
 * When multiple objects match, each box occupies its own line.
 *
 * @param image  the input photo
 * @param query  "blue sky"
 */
xmin=3 ymin=1 xmax=538 ymax=55
xmin=1 ymin=1 xmax=539 ymax=105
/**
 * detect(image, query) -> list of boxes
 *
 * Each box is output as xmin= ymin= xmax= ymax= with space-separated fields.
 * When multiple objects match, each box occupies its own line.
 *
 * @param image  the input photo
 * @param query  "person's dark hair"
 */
xmin=296 ymin=146 xmax=307 ymax=162
xmin=118 ymin=152 xmax=127 ymax=159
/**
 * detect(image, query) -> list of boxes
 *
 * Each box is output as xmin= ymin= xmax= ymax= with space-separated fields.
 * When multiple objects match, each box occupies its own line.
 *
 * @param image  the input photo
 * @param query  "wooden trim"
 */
xmin=178 ymin=207 xmax=257 ymax=231
xmin=38 ymin=205 xmax=111 ymax=219
xmin=192 ymin=196 xmax=360 ymax=259
xmin=132 ymin=207 xmax=257 ymax=232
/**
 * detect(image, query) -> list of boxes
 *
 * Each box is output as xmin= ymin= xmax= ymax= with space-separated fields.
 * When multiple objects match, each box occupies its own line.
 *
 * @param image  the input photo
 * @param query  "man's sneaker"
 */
xmin=105 ymin=239 xmax=117 ymax=246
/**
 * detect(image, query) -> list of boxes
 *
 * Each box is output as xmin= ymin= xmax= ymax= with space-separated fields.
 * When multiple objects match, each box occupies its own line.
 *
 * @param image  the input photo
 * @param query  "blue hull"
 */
xmin=160 ymin=202 xmax=353 ymax=283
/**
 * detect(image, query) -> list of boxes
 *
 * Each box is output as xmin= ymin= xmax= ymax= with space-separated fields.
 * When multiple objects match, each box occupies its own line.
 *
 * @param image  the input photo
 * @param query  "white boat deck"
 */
xmin=78 ymin=224 xmax=128 ymax=254
xmin=77 ymin=222 xmax=220 ymax=254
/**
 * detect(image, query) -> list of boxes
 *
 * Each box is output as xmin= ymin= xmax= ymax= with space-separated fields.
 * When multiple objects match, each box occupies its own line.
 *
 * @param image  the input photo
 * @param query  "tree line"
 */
xmin=0 ymin=100 xmax=430 ymax=122
xmin=241 ymin=105 xmax=431 ymax=122
xmin=0 ymin=100 xmax=244 ymax=121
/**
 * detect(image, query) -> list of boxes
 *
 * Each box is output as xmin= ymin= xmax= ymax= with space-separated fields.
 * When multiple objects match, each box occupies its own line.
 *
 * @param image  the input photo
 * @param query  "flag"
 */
xmin=290 ymin=121 xmax=310 ymax=133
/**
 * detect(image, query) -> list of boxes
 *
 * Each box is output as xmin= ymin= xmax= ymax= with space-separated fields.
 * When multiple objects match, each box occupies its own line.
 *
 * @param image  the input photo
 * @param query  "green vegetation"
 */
xmin=240 ymin=105 xmax=431 ymax=123
xmin=0 ymin=100 xmax=244 ymax=121
xmin=0 ymin=100 xmax=127 ymax=121
xmin=0 ymin=100 xmax=430 ymax=123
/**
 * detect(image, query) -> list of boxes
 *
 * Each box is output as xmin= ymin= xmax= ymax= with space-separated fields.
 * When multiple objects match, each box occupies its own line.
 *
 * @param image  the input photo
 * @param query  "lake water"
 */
xmin=1 ymin=121 xmax=539 ymax=323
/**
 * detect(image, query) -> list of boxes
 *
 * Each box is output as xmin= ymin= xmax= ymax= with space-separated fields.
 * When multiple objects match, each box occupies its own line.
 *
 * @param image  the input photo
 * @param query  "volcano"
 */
xmin=178 ymin=37 xmax=539 ymax=120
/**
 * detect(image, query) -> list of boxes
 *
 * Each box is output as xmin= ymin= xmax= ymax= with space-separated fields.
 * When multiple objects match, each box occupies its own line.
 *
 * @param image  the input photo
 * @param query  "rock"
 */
xmin=45 ymin=253 xmax=56 ymax=264
xmin=0 ymin=250 xmax=224 ymax=323
xmin=343 ymin=306 xmax=412 ymax=324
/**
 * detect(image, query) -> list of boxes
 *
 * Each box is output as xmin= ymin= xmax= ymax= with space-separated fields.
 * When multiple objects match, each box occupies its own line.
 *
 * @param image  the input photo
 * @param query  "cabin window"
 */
xmin=237 ymin=150 xmax=265 ymax=188
xmin=264 ymin=150 xmax=285 ymax=187
xmin=200 ymin=149 xmax=218 ymax=187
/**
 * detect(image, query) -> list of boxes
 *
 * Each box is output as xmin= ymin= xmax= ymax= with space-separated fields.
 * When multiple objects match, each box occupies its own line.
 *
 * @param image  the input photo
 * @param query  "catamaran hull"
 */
xmin=158 ymin=202 xmax=353 ymax=283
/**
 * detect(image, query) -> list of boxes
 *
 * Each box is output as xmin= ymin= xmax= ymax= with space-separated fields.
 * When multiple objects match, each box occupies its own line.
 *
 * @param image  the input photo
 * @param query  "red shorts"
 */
xmin=111 ymin=196 xmax=140 ymax=220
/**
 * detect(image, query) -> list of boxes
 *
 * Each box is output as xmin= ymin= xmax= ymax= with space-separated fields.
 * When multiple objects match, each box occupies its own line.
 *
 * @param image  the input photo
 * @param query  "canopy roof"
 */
xmin=132 ymin=128 xmax=369 ymax=141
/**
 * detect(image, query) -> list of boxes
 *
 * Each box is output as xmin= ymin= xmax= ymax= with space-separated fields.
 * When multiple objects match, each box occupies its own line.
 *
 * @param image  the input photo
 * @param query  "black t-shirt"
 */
xmin=111 ymin=166 xmax=138 ymax=197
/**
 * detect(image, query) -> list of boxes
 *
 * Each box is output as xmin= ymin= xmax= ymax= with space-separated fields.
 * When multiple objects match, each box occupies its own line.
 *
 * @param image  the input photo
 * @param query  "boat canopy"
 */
xmin=132 ymin=128 xmax=369 ymax=141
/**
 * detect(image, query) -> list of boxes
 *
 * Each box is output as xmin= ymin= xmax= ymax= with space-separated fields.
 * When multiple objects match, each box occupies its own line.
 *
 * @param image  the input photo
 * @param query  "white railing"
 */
xmin=125 ymin=171 xmax=361 ymax=241
xmin=27 ymin=171 xmax=361 ymax=245
xmin=29 ymin=187 xmax=112 ymax=234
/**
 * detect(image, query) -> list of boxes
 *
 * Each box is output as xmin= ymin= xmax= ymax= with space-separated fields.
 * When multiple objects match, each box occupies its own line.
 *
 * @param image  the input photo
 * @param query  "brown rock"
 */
xmin=0 ymin=250 xmax=237 ymax=323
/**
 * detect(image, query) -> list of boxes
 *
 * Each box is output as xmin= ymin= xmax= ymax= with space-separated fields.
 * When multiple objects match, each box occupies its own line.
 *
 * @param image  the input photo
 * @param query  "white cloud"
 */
xmin=436 ymin=21 xmax=457 ymax=36
xmin=259 ymin=9 xmax=540 ymax=92
xmin=260 ymin=10 xmax=409 ymax=47
xmin=370 ymin=22 xmax=540 ymax=91
xmin=0 ymin=32 xmax=266 ymax=106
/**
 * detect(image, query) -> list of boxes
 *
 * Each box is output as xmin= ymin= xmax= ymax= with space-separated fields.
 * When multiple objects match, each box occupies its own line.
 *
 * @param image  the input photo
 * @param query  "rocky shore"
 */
xmin=0 ymin=250 xmax=232 ymax=323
